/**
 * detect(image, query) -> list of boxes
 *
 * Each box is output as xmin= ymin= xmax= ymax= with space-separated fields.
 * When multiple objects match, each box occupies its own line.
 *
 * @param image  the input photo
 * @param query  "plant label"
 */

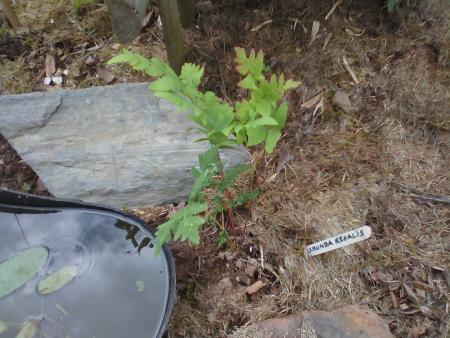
xmin=305 ymin=226 xmax=372 ymax=257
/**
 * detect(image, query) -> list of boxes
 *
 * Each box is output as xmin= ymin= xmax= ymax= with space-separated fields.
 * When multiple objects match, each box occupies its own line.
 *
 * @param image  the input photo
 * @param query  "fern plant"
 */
xmin=108 ymin=48 xmax=299 ymax=254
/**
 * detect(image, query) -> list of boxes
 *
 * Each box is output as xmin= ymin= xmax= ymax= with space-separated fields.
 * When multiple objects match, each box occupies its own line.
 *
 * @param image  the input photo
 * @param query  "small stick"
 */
xmin=407 ymin=190 xmax=450 ymax=204
xmin=259 ymin=245 xmax=264 ymax=270
xmin=325 ymin=0 xmax=341 ymax=21
xmin=0 ymin=0 xmax=20 ymax=29
xmin=343 ymin=56 xmax=359 ymax=84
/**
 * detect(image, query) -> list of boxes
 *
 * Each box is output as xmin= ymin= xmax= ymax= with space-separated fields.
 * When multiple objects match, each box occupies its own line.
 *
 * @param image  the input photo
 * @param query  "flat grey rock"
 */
xmin=0 ymin=83 xmax=250 ymax=208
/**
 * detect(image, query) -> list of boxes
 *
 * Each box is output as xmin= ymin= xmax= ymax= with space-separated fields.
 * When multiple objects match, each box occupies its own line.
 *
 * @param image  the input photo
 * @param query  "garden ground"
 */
xmin=0 ymin=0 xmax=449 ymax=336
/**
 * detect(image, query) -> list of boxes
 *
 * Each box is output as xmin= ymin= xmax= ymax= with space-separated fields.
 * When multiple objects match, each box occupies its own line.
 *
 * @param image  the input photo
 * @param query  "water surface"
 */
xmin=0 ymin=207 xmax=171 ymax=338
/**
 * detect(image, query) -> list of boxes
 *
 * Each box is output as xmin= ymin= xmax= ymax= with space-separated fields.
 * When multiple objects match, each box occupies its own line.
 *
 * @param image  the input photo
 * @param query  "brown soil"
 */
xmin=1 ymin=0 xmax=449 ymax=337
xmin=0 ymin=134 xmax=48 ymax=194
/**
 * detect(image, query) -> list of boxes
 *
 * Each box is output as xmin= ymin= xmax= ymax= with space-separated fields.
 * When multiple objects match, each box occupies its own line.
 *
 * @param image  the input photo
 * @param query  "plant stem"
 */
xmin=157 ymin=0 xmax=186 ymax=74
xmin=215 ymin=148 xmax=238 ymax=229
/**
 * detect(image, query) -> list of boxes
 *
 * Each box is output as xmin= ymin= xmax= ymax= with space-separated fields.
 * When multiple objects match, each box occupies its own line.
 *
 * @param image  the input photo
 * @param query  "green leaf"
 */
xmin=136 ymin=280 xmax=145 ymax=292
xmin=235 ymin=125 xmax=246 ymax=144
xmin=219 ymin=164 xmax=251 ymax=191
xmin=149 ymin=75 xmax=179 ymax=92
xmin=183 ymin=202 xmax=208 ymax=215
xmin=37 ymin=266 xmax=78 ymax=295
xmin=284 ymin=79 xmax=301 ymax=90
xmin=154 ymin=91 xmax=189 ymax=111
xmin=148 ymin=58 xmax=177 ymax=77
xmin=253 ymin=98 xmax=273 ymax=116
xmin=246 ymin=125 xmax=267 ymax=146
xmin=234 ymin=47 xmax=247 ymax=64
xmin=218 ymin=229 xmax=229 ymax=248
xmin=274 ymin=101 xmax=288 ymax=128
xmin=265 ymin=128 xmax=282 ymax=153
xmin=198 ymin=146 xmax=220 ymax=172
xmin=174 ymin=215 xmax=206 ymax=244
xmin=235 ymin=101 xmax=251 ymax=123
xmin=15 ymin=320 xmax=38 ymax=338
xmin=189 ymin=168 xmax=212 ymax=201
xmin=180 ymin=63 xmax=204 ymax=88
xmin=0 ymin=321 xmax=7 ymax=335
xmin=108 ymin=50 xmax=151 ymax=70
xmin=238 ymin=75 xmax=257 ymax=90
xmin=0 ymin=247 xmax=48 ymax=299
xmin=154 ymin=218 xmax=178 ymax=255
xmin=247 ymin=116 xmax=279 ymax=128
xmin=232 ymin=190 xmax=259 ymax=208
xmin=208 ymin=131 xmax=235 ymax=147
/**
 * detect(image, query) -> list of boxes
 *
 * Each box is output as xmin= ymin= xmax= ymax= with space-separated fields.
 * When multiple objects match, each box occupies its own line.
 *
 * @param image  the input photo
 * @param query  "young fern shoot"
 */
xmin=108 ymin=48 xmax=300 ymax=254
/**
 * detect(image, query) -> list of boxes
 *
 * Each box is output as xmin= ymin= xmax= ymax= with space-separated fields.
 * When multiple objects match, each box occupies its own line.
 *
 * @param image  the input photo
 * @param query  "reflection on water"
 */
xmin=0 ymin=207 xmax=171 ymax=338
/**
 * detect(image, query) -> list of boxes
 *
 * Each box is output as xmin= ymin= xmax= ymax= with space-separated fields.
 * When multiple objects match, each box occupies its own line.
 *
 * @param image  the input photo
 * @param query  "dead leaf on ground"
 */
xmin=96 ymin=67 xmax=115 ymax=84
xmin=301 ymin=94 xmax=322 ymax=109
xmin=409 ymin=326 xmax=427 ymax=338
xmin=310 ymin=20 xmax=320 ymax=44
xmin=85 ymin=55 xmax=96 ymax=66
xmin=45 ymin=53 xmax=56 ymax=77
xmin=332 ymin=91 xmax=352 ymax=113
xmin=246 ymin=280 xmax=266 ymax=295
xmin=277 ymin=143 xmax=294 ymax=173
xmin=251 ymin=20 xmax=273 ymax=32
xmin=403 ymin=283 xmax=419 ymax=304
xmin=323 ymin=32 xmax=332 ymax=50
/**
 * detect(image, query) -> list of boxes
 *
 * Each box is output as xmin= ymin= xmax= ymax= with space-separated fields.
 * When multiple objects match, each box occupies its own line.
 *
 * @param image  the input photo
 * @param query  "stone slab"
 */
xmin=232 ymin=305 xmax=394 ymax=338
xmin=0 ymin=83 xmax=250 ymax=208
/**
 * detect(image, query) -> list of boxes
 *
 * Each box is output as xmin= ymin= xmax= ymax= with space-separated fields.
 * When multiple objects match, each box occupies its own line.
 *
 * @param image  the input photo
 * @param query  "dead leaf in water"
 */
xmin=136 ymin=280 xmax=145 ymax=292
xmin=38 ymin=266 xmax=78 ymax=295
xmin=0 ymin=247 xmax=48 ymax=299
xmin=15 ymin=320 xmax=37 ymax=338
xmin=0 ymin=321 xmax=7 ymax=335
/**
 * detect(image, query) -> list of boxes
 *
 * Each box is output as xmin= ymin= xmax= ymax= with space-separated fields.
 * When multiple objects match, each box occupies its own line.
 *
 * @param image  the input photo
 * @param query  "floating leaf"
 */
xmin=16 ymin=320 xmax=37 ymax=338
xmin=0 ymin=247 xmax=48 ymax=299
xmin=0 ymin=321 xmax=7 ymax=335
xmin=37 ymin=266 xmax=78 ymax=295
xmin=136 ymin=281 xmax=145 ymax=292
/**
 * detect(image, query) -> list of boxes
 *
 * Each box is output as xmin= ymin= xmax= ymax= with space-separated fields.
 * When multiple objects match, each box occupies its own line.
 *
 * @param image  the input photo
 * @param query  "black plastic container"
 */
xmin=0 ymin=190 xmax=176 ymax=338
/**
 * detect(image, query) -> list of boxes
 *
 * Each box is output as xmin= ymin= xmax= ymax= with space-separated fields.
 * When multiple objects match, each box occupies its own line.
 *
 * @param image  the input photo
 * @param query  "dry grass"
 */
xmin=0 ymin=57 xmax=33 ymax=94
xmin=0 ymin=0 xmax=167 ymax=94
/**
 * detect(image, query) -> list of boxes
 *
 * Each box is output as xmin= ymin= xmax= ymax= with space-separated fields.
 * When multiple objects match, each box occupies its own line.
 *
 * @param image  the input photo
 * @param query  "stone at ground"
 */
xmin=104 ymin=0 xmax=149 ymax=43
xmin=0 ymin=83 xmax=249 ymax=208
xmin=231 ymin=305 xmax=394 ymax=338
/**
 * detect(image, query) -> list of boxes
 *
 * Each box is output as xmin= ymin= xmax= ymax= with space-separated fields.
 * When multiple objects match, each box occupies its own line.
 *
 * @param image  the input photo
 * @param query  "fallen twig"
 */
xmin=397 ymin=184 xmax=450 ymax=205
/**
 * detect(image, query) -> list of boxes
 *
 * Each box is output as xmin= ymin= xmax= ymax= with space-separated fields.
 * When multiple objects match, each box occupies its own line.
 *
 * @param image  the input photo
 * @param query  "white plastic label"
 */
xmin=305 ymin=226 xmax=372 ymax=257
